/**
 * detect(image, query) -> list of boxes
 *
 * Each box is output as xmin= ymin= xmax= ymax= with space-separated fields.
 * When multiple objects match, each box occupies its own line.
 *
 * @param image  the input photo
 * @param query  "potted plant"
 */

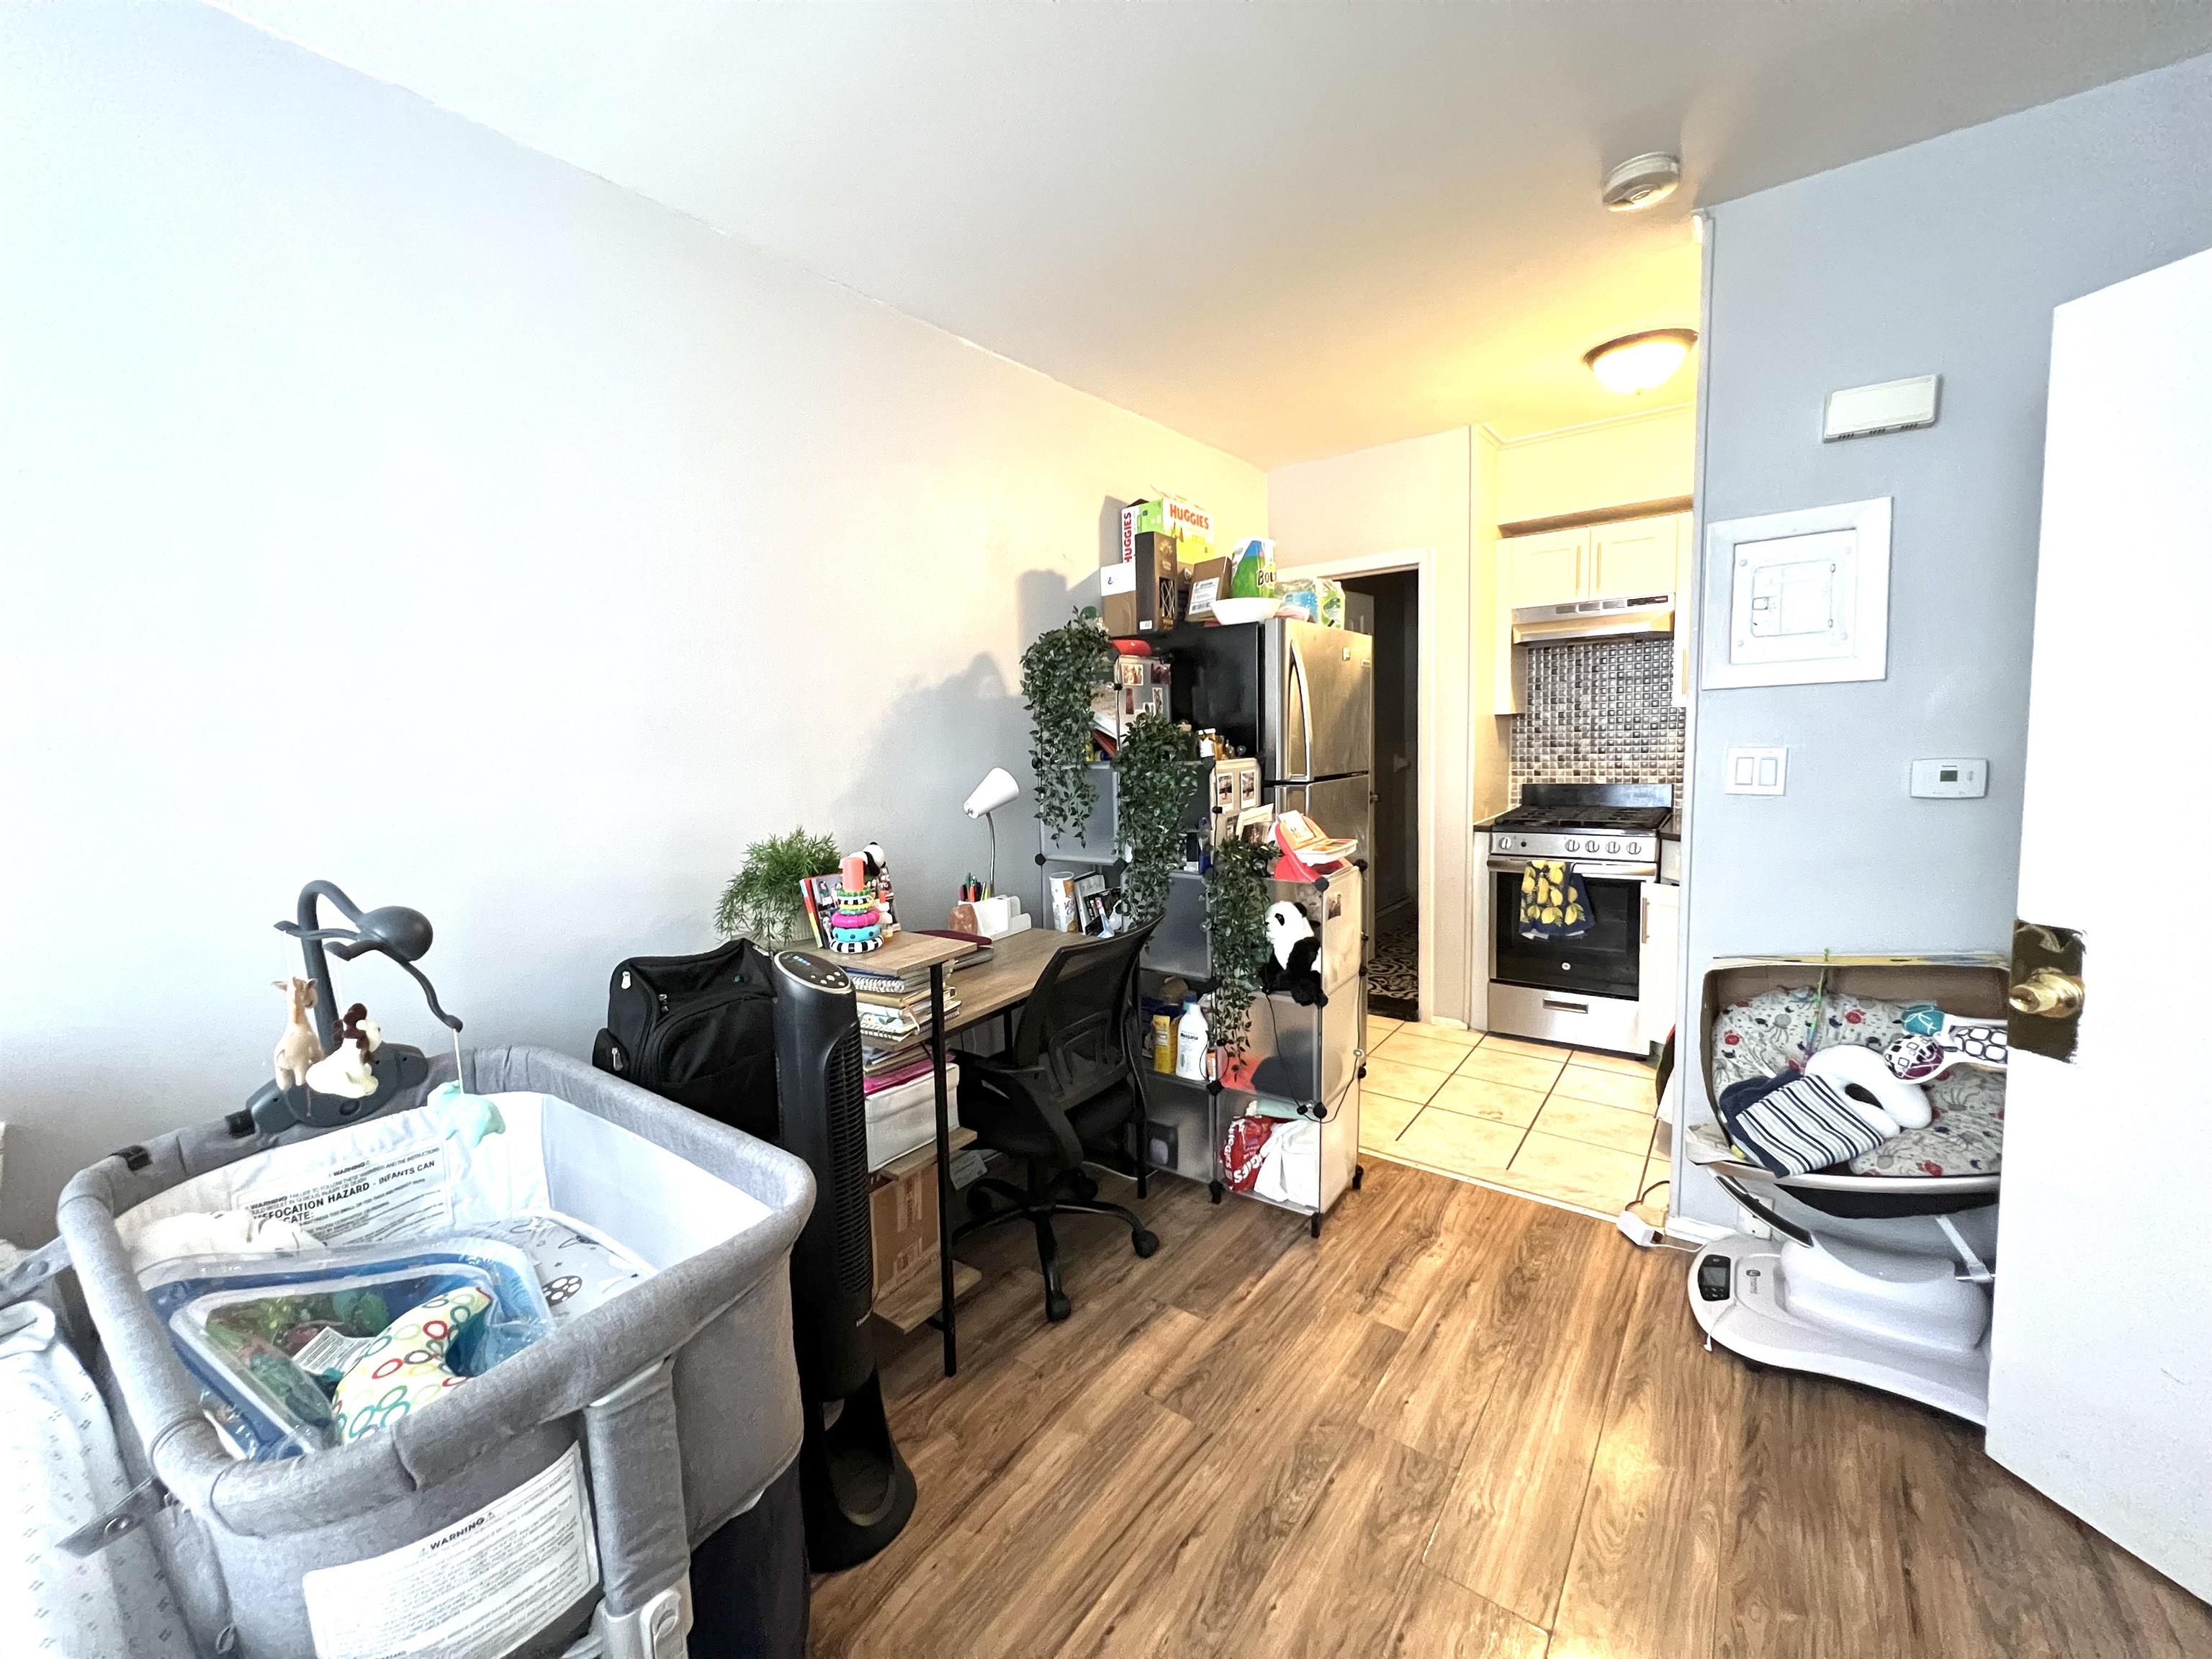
xmin=1114 ymin=712 xmax=1203 ymax=925
xmin=1020 ymin=611 xmax=1115 ymax=844
xmin=716 ymin=827 xmax=842 ymax=943
xmin=1202 ymin=829 xmax=1274 ymax=1061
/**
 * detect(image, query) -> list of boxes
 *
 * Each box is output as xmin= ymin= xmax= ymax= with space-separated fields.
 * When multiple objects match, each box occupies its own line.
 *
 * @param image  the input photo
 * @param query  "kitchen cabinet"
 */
xmin=1591 ymin=517 xmax=1678 ymax=599
xmin=1491 ymin=509 xmax=1691 ymax=714
xmin=1502 ymin=526 xmax=1588 ymax=610
xmin=1638 ymin=881 xmax=1681 ymax=1048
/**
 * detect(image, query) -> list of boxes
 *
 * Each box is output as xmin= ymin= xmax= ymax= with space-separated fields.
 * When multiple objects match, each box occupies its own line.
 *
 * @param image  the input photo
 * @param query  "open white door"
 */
xmin=1988 ymin=245 xmax=2212 ymax=1600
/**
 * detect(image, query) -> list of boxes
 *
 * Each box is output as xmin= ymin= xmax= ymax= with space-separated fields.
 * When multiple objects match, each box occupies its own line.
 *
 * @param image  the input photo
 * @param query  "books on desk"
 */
xmin=853 ymin=971 xmax=958 ymax=1051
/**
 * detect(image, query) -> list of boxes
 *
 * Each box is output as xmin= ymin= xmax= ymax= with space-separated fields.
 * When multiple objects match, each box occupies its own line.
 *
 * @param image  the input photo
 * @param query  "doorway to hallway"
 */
xmin=1344 ymin=569 xmax=1419 ymax=1020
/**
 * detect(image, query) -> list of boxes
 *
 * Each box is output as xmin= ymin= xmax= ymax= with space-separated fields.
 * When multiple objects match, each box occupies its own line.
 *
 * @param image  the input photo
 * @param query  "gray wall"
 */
xmin=0 ymin=5 xmax=1264 ymax=1244
xmin=1679 ymin=53 xmax=2212 ymax=1225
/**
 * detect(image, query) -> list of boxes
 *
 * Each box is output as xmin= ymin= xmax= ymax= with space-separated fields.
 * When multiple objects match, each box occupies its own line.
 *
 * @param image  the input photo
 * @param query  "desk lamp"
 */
xmin=961 ymin=767 xmax=1020 ymax=896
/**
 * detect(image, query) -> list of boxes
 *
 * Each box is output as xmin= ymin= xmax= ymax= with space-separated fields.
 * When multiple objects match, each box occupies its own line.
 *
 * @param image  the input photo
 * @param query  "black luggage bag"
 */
xmin=593 ymin=937 xmax=781 ymax=1141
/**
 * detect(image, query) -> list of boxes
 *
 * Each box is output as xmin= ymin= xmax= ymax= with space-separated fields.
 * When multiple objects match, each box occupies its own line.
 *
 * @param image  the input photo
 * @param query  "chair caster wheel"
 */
xmin=1046 ymin=1292 xmax=1073 ymax=1323
xmin=1132 ymin=1229 xmax=1159 ymax=1259
xmin=1069 ymin=1170 xmax=1100 ymax=1202
xmin=1209 ymin=1182 xmax=1224 ymax=1205
xmin=1309 ymin=1213 xmax=1323 ymax=1239
xmin=966 ymin=1190 xmax=998 ymax=1222
xmin=1352 ymin=1164 xmax=1364 ymax=1190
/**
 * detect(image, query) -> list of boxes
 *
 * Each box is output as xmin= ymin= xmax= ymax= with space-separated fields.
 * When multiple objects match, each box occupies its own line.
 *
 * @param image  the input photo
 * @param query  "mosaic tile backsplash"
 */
xmin=1509 ymin=635 xmax=1685 ymax=804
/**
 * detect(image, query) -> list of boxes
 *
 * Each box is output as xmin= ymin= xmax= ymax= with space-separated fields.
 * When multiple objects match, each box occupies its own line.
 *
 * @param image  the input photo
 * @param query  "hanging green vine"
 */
xmin=1115 ymin=714 xmax=1202 ymax=925
xmin=1202 ymin=829 xmax=1274 ymax=1062
xmin=1020 ymin=611 xmax=1116 ymax=842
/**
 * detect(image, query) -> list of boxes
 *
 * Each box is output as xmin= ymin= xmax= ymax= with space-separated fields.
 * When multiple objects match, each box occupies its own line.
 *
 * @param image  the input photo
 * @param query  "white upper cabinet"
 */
xmin=1589 ymin=516 xmax=1679 ymax=599
xmin=1491 ymin=509 xmax=1691 ymax=714
xmin=1502 ymin=526 xmax=1588 ymax=610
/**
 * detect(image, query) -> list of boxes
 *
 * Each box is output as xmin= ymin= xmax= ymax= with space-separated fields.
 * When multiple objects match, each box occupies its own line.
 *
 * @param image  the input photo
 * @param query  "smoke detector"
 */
xmin=1602 ymin=153 xmax=1682 ymax=212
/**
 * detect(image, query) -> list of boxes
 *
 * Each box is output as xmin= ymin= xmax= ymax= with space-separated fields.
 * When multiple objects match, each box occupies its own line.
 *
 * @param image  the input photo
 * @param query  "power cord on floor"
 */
xmin=1615 ymin=1176 xmax=1696 ymax=1253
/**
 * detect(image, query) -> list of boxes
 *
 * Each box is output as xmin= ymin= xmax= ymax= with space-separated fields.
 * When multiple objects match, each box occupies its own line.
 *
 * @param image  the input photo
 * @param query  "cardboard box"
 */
xmin=1182 ymin=554 xmax=1232 ymax=623
xmin=1120 ymin=497 xmax=1211 ymax=564
xmin=1101 ymin=529 xmax=1182 ymax=637
xmin=870 ymin=1143 xmax=943 ymax=1296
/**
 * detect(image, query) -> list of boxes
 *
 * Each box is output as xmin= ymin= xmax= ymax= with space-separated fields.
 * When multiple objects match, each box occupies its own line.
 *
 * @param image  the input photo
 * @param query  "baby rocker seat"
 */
xmin=1685 ymin=957 xmax=2008 ymax=1424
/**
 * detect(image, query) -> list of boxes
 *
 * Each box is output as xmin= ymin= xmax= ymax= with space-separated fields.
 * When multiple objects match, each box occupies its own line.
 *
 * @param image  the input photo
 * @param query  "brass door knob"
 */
xmin=2009 ymin=968 xmax=2085 ymax=1020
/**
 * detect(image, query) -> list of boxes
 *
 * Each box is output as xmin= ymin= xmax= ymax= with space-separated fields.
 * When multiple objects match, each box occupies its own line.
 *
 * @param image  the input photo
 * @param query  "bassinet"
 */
xmin=46 ymin=1043 xmax=812 ymax=1659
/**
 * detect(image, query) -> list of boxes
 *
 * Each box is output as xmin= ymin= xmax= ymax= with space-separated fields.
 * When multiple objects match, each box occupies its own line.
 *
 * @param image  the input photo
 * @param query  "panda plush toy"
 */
xmin=1259 ymin=901 xmax=1326 ymax=1007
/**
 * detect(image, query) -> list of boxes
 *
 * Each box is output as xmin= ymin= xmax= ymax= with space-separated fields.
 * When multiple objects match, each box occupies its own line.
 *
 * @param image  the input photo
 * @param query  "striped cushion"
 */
xmin=1716 ymin=1072 xmax=1887 ymax=1177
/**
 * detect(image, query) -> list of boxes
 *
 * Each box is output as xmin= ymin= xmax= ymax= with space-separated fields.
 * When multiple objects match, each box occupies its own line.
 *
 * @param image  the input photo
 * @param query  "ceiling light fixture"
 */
xmin=1601 ymin=153 xmax=1682 ymax=212
xmin=1584 ymin=328 xmax=1699 ymax=395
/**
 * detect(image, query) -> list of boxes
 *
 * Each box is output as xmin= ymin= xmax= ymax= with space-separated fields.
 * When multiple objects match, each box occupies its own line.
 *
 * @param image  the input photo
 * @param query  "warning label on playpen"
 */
xmin=244 ymin=1144 xmax=450 ymax=1245
xmin=302 ymin=1444 xmax=599 ymax=1658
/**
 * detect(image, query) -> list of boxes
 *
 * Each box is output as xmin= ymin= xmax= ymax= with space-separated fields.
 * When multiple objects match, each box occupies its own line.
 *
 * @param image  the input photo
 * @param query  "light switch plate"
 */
xmin=1725 ymin=747 xmax=1788 ymax=795
xmin=1910 ymin=757 xmax=1987 ymax=799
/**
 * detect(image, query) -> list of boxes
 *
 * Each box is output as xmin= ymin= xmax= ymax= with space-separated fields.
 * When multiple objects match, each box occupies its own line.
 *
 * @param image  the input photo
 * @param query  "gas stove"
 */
xmin=1485 ymin=783 xmax=1672 ymax=867
xmin=1483 ymin=781 xmax=1674 ymax=1056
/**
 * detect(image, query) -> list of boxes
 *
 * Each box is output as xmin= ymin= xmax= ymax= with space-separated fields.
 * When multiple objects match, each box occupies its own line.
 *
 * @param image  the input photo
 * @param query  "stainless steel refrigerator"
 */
xmin=1164 ymin=616 xmax=1375 ymax=871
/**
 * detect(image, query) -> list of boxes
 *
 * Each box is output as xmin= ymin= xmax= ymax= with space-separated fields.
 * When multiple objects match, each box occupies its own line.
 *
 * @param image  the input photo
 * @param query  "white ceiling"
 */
xmin=217 ymin=1 xmax=2212 ymax=468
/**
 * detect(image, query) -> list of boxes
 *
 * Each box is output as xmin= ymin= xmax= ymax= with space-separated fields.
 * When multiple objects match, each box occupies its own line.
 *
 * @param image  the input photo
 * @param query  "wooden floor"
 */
xmin=811 ymin=1159 xmax=2210 ymax=1658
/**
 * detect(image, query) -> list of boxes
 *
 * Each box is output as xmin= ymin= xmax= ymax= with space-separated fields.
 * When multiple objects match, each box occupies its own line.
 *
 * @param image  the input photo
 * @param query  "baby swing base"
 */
xmin=1687 ymin=1231 xmax=1991 ymax=1425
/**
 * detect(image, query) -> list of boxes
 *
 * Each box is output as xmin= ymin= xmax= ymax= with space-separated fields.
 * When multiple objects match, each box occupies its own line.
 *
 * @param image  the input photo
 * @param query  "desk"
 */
xmin=852 ymin=927 xmax=1089 ymax=1376
xmin=842 ymin=928 xmax=974 ymax=1377
xmin=945 ymin=926 xmax=1079 ymax=1030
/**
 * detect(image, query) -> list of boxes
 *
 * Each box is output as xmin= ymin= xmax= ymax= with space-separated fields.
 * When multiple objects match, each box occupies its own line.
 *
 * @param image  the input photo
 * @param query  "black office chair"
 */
xmin=953 ymin=918 xmax=1161 ymax=1323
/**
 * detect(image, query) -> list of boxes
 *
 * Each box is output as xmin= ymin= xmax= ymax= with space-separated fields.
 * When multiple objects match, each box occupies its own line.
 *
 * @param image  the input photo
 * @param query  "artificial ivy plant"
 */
xmin=1020 ymin=610 xmax=1116 ymax=843
xmin=1114 ymin=713 xmax=1203 ymax=925
xmin=716 ymin=827 xmax=841 ymax=943
xmin=1202 ymin=828 xmax=1274 ymax=1062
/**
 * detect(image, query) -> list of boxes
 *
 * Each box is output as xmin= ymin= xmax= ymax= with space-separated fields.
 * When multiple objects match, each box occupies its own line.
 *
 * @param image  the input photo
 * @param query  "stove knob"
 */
xmin=1565 ymin=838 xmax=1580 ymax=853
xmin=1607 ymin=840 xmax=1620 ymax=854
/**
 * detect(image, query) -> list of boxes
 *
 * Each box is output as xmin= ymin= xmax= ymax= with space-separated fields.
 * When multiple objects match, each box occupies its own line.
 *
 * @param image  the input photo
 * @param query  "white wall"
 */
xmin=1677 ymin=51 xmax=2212 ymax=1228
xmin=1493 ymin=404 xmax=1695 ymax=526
xmin=0 ymin=4 xmax=1264 ymax=1243
xmin=1267 ymin=428 xmax=1502 ymax=1028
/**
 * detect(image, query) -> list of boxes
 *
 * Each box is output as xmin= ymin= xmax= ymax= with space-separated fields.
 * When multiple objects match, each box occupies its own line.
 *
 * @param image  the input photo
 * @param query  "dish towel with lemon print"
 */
xmin=1516 ymin=860 xmax=1593 ymax=940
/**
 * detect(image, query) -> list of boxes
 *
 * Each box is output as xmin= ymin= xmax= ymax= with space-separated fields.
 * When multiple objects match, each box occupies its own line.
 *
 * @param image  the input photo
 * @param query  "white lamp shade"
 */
xmin=963 ymin=767 xmax=1020 ymax=819
xmin=1584 ymin=328 xmax=1697 ymax=395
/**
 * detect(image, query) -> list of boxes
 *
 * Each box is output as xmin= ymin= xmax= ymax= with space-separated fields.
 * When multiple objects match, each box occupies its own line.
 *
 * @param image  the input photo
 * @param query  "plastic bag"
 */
xmin=140 ymin=1238 xmax=553 ymax=1460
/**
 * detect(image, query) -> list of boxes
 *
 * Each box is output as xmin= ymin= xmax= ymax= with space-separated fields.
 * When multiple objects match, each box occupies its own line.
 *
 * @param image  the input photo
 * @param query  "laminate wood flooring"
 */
xmin=809 ymin=1159 xmax=2209 ymax=1658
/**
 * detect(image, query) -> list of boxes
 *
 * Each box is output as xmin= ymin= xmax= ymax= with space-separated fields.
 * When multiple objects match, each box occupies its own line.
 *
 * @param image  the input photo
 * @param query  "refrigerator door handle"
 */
xmin=1289 ymin=633 xmax=1313 ymax=781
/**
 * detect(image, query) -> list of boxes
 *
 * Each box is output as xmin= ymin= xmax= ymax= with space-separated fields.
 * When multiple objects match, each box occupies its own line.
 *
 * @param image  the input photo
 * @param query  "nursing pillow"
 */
xmin=331 ymin=1285 xmax=488 ymax=1443
xmin=1804 ymin=1043 xmax=1931 ymax=1132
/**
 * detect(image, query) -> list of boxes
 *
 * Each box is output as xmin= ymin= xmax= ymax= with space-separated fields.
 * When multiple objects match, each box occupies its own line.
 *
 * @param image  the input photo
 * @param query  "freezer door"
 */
xmin=1263 ymin=620 xmax=1373 ymax=781
xmin=1271 ymin=775 xmax=1373 ymax=865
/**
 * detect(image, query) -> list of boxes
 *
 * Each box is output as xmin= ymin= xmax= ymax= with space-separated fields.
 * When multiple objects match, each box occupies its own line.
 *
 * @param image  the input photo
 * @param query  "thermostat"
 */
xmin=1910 ymin=758 xmax=1987 ymax=799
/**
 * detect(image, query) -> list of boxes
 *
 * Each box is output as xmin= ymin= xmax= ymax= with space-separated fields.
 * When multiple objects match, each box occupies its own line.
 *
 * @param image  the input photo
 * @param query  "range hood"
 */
xmin=1511 ymin=591 xmax=1674 ymax=645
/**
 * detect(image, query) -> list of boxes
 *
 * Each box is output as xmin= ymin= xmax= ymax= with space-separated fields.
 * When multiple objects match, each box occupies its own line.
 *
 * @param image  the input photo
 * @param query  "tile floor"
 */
xmin=1358 ymin=1016 xmax=1669 ymax=1218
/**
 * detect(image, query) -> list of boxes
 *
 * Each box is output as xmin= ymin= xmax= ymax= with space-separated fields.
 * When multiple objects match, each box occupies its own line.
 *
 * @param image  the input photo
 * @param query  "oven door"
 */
xmin=1489 ymin=858 xmax=1649 ymax=1002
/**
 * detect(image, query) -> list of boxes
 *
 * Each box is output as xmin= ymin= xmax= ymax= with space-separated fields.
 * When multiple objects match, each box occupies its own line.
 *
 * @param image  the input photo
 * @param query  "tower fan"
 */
xmin=770 ymin=950 xmax=916 ymax=1568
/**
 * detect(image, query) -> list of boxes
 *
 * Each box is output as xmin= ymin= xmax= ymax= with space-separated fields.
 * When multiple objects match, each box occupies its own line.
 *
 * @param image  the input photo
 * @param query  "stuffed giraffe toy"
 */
xmin=273 ymin=977 xmax=325 ymax=1090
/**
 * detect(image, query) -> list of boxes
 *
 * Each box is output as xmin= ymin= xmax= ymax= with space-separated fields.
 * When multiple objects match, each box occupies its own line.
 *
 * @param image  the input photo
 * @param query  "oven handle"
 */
xmin=1486 ymin=855 xmax=1658 ymax=881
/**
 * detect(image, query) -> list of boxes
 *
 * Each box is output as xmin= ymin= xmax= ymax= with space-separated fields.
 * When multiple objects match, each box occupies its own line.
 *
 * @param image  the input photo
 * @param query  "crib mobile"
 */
xmin=240 ymin=878 xmax=465 ymax=1137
